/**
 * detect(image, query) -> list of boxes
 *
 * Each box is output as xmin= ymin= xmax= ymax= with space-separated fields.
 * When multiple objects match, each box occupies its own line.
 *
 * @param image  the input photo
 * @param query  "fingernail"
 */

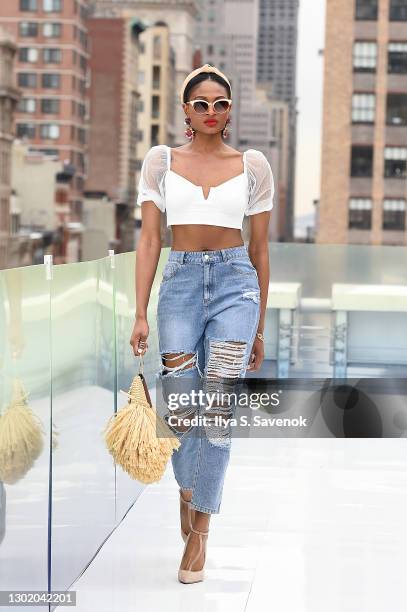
xmin=138 ymin=348 xmax=142 ymax=353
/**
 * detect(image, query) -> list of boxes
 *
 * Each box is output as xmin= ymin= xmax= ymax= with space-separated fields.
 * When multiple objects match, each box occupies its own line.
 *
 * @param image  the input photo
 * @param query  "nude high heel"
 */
xmin=179 ymin=489 xmax=195 ymax=542
xmin=178 ymin=524 xmax=209 ymax=584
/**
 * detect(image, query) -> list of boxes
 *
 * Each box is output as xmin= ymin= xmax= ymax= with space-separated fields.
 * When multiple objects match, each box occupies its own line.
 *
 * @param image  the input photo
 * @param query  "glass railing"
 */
xmin=0 ymin=242 xmax=406 ymax=605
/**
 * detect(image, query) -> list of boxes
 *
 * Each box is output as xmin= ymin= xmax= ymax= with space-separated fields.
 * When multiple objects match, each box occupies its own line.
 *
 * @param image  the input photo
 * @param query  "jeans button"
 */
xmin=204 ymin=254 xmax=209 ymax=261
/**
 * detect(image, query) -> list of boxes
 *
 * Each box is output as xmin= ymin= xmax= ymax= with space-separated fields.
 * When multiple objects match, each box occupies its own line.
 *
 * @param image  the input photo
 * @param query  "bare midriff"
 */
xmin=170 ymin=225 xmax=244 ymax=251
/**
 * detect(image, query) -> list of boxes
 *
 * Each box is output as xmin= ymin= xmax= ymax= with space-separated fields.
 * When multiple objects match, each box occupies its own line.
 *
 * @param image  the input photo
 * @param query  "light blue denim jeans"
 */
xmin=156 ymin=245 xmax=261 ymax=514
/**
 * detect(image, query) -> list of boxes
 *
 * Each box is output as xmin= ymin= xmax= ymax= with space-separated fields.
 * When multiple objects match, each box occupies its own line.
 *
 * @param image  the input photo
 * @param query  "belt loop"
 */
xmin=221 ymin=248 xmax=228 ymax=262
xmin=182 ymin=251 xmax=186 ymax=264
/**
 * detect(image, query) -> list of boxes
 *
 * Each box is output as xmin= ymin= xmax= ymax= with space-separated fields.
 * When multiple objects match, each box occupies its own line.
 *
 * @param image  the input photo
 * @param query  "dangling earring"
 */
xmin=184 ymin=116 xmax=195 ymax=140
xmin=222 ymin=116 xmax=231 ymax=140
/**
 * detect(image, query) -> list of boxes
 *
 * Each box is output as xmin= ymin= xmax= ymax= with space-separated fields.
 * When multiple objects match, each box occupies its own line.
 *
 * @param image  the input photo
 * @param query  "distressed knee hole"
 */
xmin=160 ymin=351 xmax=197 ymax=376
xmin=205 ymin=340 xmax=247 ymax=380
xmin=160 ymin=351 xmax=201 ymax=433
xmin=202 ymin=340 xmax=247 ymax=447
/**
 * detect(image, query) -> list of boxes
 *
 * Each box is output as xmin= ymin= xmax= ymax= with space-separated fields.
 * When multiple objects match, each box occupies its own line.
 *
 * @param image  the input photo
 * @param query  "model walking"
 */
xmin=130 ymin=64 xmax=274 ymax=584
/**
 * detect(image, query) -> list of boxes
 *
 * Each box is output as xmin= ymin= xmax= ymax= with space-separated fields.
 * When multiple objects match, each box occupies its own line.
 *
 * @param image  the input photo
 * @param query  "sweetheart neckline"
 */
xmin=166 ymin=169 xmax=246 ymax=201
xmin=166 ymin=145 xmax=247 ymax=201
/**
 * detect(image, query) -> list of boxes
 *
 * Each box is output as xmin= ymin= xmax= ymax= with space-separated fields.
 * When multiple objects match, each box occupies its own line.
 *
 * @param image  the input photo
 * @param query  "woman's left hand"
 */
xmin=247 ymin=337 xmax=264 ymax=372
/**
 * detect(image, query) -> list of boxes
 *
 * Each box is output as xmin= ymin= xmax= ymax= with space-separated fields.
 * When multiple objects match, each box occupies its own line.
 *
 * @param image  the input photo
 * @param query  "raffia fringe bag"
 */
xmin=103 ymin=354 xmax=180 ymax=484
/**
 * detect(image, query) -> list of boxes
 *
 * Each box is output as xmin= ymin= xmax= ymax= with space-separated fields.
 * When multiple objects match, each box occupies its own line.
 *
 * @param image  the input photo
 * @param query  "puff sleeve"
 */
xmin=245 ymin=150 xmax=275 ymax=216
xmin=136 ymin=145 xmax=167 ymax=212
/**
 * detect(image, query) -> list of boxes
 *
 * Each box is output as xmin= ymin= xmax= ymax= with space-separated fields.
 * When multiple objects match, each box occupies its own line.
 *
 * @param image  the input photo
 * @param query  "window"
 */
xmin=16 ymin=123 xmax=36 ymax=138
xmin=384 ymin=147 xmax=407 ymax=178
xmin=20 ymin=22 xmax=38 ymax=36
xmin=348 ymin=198 xmax=372 ymax=229
xmin=351 ymin=145 xmax=373 ymax=177
xmin=355 ymin=0 xmax=378 ymax=20
xmin=79 ymin=54 xmax=86 ymax=72
xmin=153 ymin=35 xmax=161 ymax=60
xmin=42 ymin=73 xmax=60 ymax=88
xmin=19 ymin=47 xmax=38 ymax=62
xmin=20 ymin=0 xmax=37 ymax=10
xmin=43 ymin=0 xmax=62 ymax=11
xmin=43 ymin=48 xmax=61 ymax=63
xmin=152 ymin=65 xmax=160 ymax=89
xmin=17 ymin=97 xmax=36 ymax=112
xmin=18 ymin=72 xmax=37 ymax=87
xmin=388 ymin=42 xmax=407 ymax=73
xmin=41 ymin=98 xmax=59 ymax=113
xmin=352 ymin=93 xmax=375 ymax=123
xmin=390 ymin=0 xmax=407 ymax=21
xmin=40 ymin=123 xmax=60 ymax=139
xmin=34 ymin=148 xmax=58 ymax=156
xmin=353 ymin=41 xmax=377 ymax=72
xmin=383 ymin=199 xmax=406 ymax=230
xmin=151 ymin=95 xmax=159 ymax=119
xmin=43 ymin=22 xmax=62 ymax=37
xmin=386 ymin=93 xmax=407 ymax=125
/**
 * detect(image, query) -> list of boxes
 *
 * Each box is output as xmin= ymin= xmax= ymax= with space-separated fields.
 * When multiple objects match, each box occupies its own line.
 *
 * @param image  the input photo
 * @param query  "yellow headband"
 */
xmin=179 ymin=63 xmax=232 ymax=105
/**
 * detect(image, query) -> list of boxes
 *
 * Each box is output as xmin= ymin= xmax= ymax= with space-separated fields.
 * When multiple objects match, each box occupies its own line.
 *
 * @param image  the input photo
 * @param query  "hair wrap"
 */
xmin=179 ymin=63 xmax=232 ymax=105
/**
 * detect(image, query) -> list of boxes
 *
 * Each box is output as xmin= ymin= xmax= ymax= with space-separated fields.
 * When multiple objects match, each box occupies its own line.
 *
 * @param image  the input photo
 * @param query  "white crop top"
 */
xmin=136 ymin=144 xmax=274 ymax=229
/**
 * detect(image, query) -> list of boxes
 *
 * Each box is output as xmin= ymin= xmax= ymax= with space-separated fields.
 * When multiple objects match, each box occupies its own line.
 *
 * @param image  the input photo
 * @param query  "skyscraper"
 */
xmin=318 ymin=0 xmax=407 ymax=246
xmin=257 ymin=0 xmax=299 ymax=240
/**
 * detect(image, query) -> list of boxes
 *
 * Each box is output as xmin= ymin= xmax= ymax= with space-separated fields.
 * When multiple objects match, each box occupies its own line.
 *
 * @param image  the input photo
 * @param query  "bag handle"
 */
xmin=137 ymin=352 xmax=144 ymax=376
xmin=119 ymin=353 xmax=152 ymax=406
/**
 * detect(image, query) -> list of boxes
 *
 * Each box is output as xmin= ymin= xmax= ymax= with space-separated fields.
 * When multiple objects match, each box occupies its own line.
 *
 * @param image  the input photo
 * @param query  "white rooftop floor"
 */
xmin=71 ymin=437 xmax=407 ymax=612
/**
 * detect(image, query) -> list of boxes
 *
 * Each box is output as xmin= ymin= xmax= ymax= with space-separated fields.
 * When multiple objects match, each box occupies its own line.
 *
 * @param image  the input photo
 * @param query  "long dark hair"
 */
xmin=182 ymin=72 xmax=232 ymax=103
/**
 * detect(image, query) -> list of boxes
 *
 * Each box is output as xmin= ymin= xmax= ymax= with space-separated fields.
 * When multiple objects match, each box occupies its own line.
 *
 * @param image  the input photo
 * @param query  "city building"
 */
xmin=90 ymin=0 xmax=199 ymax=148
xmin=0 ymin=26 xmax=20 ymax=268
xmin=195 ymin=0 xmax=287 ymax=241
xmin=256 ymin=0 xmax=300 ymax=241
xmin=318 ymin=0 xmax=407 ymax=246
xmin=11 ymin=140 xmax=80 ymax=264
xmin=134 ymin=20 xmax=176 ymax=244
xmin=0 ymin=0 xmax=91 ymax=245
xmin=86 ymin=16 xmax=144 ymax=252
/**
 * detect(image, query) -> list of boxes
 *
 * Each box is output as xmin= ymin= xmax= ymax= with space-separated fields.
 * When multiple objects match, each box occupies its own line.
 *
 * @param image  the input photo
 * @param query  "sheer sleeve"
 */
xmin=245 ymin=149 xmax=275 ymax=216
xmin=136 ymin=145 xmax=167 ymax=212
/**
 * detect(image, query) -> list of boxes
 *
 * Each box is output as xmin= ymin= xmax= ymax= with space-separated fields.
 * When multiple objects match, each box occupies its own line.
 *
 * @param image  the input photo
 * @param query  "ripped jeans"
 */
xmin=156 ymin=245 xmax=261 ymax=514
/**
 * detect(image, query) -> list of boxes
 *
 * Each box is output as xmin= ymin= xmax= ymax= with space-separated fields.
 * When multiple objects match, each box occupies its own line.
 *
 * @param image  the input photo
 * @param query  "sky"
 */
xmin=294 ymin=0 xmax=326 ymax=220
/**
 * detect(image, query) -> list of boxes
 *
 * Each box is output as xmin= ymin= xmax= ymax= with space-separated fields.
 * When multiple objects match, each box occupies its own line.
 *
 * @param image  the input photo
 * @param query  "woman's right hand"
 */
xmin=130 ymin=317 xmax=149 ymax=357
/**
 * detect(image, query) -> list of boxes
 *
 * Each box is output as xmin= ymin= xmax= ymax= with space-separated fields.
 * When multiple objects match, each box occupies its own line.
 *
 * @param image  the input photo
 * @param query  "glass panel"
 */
xmin=263 ymin=243 xmax=407 ymax=377
xmin=50 ymin=257 xmax=116 ymax=591
xmin=113 ymin=250 xmax=168 ymax=517
xmin=0 ymin=265 xmax=51 ymax=611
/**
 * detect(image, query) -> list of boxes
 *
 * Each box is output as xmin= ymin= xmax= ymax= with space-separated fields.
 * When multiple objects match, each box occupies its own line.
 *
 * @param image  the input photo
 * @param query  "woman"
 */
xmin=130 ymin=64 xmax=274 ymax=584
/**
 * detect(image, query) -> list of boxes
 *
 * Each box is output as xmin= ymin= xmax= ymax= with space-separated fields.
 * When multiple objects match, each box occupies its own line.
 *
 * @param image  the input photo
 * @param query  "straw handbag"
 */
xmin=103 ymin=354 xmax=180 ymax=484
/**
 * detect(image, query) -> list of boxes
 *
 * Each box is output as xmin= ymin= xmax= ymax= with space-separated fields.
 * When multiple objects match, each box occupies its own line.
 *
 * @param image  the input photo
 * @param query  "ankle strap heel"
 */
xmin=179 ymin=489 xmax=195 ymax=542
xmin=178 ymin=524 xmax=209 ymax=584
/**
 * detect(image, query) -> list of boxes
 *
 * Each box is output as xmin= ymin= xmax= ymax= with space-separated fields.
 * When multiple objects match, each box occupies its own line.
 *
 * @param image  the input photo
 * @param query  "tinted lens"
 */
xmin=192 ymin=100 xmax=209 ymax=114
xmin=214 ymin=100 xmax=230 ymax=113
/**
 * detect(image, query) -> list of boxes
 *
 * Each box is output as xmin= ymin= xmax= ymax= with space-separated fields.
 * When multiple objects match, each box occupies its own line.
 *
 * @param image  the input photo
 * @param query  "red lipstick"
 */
xmin=204 ymin=119 xmax=218 ymax=125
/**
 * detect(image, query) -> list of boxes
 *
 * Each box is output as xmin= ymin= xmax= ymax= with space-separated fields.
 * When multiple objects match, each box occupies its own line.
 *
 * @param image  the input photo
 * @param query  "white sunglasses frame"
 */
xmin=185 ymin=98 xmax=232 ymax=114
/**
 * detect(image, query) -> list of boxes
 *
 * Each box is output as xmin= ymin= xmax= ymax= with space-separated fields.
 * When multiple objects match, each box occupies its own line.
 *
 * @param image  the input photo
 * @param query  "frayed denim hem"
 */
xmin=189 ymin=501 xmax=220 ymax=514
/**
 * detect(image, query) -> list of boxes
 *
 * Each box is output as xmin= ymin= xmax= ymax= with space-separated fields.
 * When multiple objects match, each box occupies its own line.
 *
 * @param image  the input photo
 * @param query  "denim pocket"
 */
xmin=162 ymin=261 xmax=182 ymax=283
xmin=228 ymin=257 xmax=258 ymax=278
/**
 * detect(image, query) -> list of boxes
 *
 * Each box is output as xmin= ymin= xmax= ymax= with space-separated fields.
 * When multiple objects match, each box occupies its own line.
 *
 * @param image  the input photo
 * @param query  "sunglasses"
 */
xmin=185 ymin=98 xmax=232 ymax=114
